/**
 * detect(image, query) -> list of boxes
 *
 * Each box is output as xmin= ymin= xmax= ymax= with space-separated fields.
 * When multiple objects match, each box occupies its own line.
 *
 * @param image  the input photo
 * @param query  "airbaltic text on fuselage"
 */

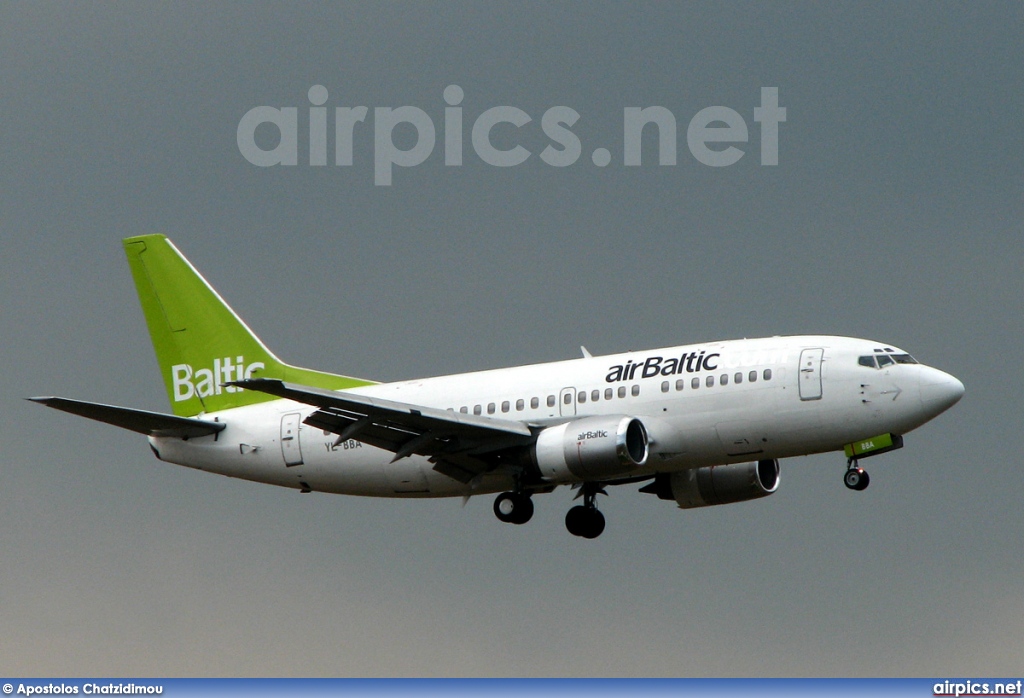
xmin=171 ymin=357 xmax=265 ymax=401
xmin=606 ymin=350 xmax=719 ymax=382
xmin=605 ymin=348 xmax=792 ymax=383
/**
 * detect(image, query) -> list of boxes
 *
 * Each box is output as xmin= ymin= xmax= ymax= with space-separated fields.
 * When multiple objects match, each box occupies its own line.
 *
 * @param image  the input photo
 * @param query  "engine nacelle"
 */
xmin=662 ymin=459 xmax=780 ymax=508
xmin=534 ymin=415 xmax=649 ymax=483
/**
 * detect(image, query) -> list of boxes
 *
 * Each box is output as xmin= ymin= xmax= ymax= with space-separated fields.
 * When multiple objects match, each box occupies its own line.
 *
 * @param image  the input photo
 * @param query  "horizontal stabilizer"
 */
xmin=27 ymin=397 xmax=226 ymax=438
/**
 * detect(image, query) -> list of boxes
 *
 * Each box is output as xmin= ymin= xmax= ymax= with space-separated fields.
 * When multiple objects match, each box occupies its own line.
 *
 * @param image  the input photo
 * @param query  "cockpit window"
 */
xmin=860 ymin=352 xmax=918 ymax=368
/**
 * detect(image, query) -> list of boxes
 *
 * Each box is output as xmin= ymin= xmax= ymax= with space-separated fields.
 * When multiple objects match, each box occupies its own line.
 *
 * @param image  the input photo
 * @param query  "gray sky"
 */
xmin=2 ymin=2 xmax=1022 ymax=676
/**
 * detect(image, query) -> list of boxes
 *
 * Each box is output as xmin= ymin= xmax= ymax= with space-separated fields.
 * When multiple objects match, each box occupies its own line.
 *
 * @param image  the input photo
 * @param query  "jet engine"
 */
xmin=534 ymin=415 xmax=649 ymax=483
xmin=642 ymin=459 xmax=780 ymax=508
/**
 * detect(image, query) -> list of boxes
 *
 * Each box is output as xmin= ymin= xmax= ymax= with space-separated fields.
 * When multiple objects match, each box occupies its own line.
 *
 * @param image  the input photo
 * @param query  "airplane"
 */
xmin=31 ymin=235 xmax=965 ymax=539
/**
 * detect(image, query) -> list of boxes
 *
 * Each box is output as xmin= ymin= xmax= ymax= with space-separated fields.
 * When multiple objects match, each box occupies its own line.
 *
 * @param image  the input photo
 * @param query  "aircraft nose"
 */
xmin=919 ymin=368 xmax=965 ymax=414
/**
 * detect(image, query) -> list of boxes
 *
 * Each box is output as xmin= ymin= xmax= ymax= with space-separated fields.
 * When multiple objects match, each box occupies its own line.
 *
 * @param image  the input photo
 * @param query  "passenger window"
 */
xmin=763 ymin=369 xmax=772 ymax=380
xmin=459 ymin=406 xmax=468 ymax=414
xmin=563 ymin=393 xmax=572 ymax=405
xmin=516 ymin=399 xmax=524 ymax=411
xmin=544 ymin=396 xmax=553 ymax=408
xmin=858 ymin=356 xmax=877 ymax=368
xmin=734 ymin=372 xmax=743 ymax=384
xmin=631 ymin=385 xmax=640 ymax=397
xmin=877 ymin=355 xmax=894 ymax=368
xmin=676 ymin=379 xmax=684 ymax=391
xmin=592 ymin=389 xmax=600 ymax=402
xmin=605 ymin=387 xmax=613 ymax=400
xmin=749 ymin=370 xmax=757 ymax=383
xmin=661 ymin=381 xmax=669 ymax=393
xmin=487 ymin=403 xmax=495 ymax=414
xmin=501 ymin=401 xmax=510 ymax=413
xmin=618 ymin=386 xmax=626 ymax=398
xmin=578 ymin=391 xmax=587 ymax=404
xmin=706 ymin=375 xmax=715 ymax=387
xmin=720 ymin=374 xmax=728 ymax=386
xmin=473 ymin=405 xmax=482 ymax=415
xmin=692 ymin=377 xmax=700 ymax=389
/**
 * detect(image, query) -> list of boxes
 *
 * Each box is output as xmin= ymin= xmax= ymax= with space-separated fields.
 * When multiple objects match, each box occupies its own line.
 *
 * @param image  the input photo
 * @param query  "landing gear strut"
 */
xmin=844 ymin=458 xmax=870 ymax=491
xmin=565 ymin=484 xmax=606 ymax=539
xmin=493 ymin=491 xmax=534 ymax=524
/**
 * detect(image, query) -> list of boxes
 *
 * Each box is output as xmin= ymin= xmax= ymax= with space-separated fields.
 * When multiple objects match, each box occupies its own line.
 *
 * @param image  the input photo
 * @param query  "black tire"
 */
xmin=565 ymin=505 xmax=588 ymax=536
xmin=493 ymin=492 xmax=533 ymax=524
xmin=581 ymin=509 xmax=605 ymax=539
xmin=844 ymin=467 xmax=869 ymax=491
xmin=565 ymin=505 xmax=606 ymax=539
xmin=854 ymin=469 xmax=870 ymax=491
xmin=511 ymin=494 xmax=534 ymax=524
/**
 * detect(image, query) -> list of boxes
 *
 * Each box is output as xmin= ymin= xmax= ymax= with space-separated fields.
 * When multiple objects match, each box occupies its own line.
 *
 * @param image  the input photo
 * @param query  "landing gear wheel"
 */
xmin=493 ymin=492 xmax=534 ymax=524
xmin=844 ymin=466 xmax=870 ymax=491
xmin=565 ymin=505 xmax=606 ymax=539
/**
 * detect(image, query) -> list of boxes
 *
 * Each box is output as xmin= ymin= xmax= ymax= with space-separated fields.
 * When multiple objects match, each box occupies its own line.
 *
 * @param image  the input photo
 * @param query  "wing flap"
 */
xmin=28 ymin=397 xmax=226 ymax=438
xmin=233 ymin=378 xmax=535 ymax=481
xmin=232 ymin=378 xmax=532 ymax=436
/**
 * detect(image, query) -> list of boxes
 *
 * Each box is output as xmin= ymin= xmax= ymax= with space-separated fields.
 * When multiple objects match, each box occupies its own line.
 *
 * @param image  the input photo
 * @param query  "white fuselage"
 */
xmin=151 ymin=335 xmax=963 ymax=497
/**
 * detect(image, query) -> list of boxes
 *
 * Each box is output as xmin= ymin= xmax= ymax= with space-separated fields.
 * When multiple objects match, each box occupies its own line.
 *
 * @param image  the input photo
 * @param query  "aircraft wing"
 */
xmin=232 ymin=378 xmax=536 ymax=483
xmin=28 ymin=397 xmax=226 ymax=438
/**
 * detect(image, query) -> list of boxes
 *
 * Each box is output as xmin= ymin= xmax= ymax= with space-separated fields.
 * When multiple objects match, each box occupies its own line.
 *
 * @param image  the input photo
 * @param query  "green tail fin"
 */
xmin=123 ymin=234 xmax=374 ymax=417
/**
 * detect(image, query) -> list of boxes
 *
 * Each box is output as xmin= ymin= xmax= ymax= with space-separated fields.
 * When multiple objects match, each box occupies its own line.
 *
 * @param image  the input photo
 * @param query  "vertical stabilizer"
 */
xmin=123 ymin=234 xmax=374 ymax=417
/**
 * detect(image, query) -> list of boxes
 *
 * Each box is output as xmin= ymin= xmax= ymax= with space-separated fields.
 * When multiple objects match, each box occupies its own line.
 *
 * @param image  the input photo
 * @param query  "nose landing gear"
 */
xmin=844 ymin=459 xmax=870 ymax=491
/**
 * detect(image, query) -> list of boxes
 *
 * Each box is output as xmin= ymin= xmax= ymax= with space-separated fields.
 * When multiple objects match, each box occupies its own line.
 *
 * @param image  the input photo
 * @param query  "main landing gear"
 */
xmin=492 ymin=483 xmax=609 ymax=539
xmin=493 ymin=491 xmax=534 ymax=524
xmin=844 ymin=458 xmax=870 ymax=491
xmin=564 ymin=484 xmax=606 ymax=539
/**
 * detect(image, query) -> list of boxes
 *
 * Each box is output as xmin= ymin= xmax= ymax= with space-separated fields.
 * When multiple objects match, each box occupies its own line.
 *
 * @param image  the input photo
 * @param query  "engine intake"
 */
xmin=643 ymin=459 xmax=780 ymax=508
xmin=534 ymin=415 xmax=649 ymax=483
